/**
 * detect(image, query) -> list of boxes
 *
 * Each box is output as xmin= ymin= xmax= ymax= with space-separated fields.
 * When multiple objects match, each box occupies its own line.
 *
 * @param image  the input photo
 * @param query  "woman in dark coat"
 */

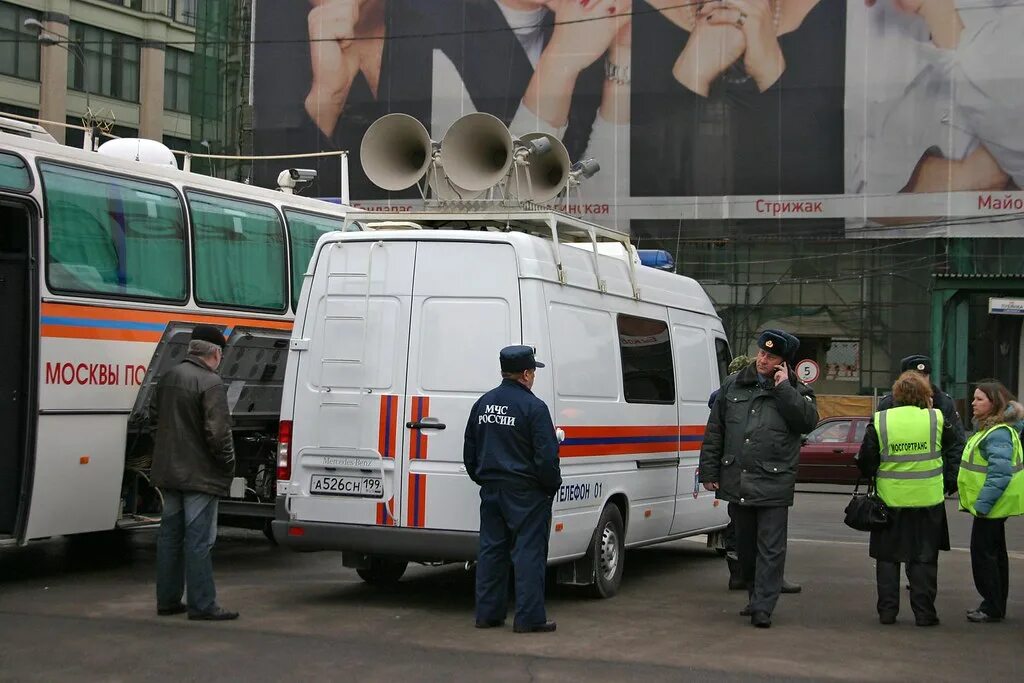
xmin=857 ymin=371 xmax=960 ymax=627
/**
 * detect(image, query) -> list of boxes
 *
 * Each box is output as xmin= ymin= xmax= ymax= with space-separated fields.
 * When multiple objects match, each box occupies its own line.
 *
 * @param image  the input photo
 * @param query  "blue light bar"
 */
xmin=636 ymin=249 xmax=675 ymax=272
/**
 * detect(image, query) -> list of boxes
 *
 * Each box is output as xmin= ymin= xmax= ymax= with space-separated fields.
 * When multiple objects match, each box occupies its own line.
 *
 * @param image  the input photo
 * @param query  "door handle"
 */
xmin=407 ymin=420 xmax=446 ymax=431
xmin=832 ymin=448 xmax=844 ymax=454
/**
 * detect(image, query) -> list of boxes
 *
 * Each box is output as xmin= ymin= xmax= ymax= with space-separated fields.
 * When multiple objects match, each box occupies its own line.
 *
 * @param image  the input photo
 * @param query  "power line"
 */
xmin=6 ymin=0 xmax=1024 ymax=48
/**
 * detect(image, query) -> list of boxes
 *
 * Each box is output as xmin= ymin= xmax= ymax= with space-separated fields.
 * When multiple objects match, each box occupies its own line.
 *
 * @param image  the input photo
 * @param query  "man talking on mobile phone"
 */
xmin=699 ymin=329 xmax=818 ymax=628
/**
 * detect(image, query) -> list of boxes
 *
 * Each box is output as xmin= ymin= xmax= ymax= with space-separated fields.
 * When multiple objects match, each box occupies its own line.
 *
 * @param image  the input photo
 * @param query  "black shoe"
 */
xmin=751 ymin=611 xmax=772 ymax=628
xmin=739 ymin=605 xmax=753 ymax=617
xmin=966 ymin=609 xmax=1001 ymax=623
xmin=915 ymin=617 xmax=940 ymax=627
xmin=879 ymin=613 xmax=897 ymax=625
xmin=513 ymin=621 xmax=556 ymax=633
xmin=474 ymin=619 xmax=505 ymax=629
xmin=157 ymin=603 xmax=187 ymax=616
xmin=187 ymin=607 xmax=239 ymax=621
xmin=781 ymin=580 xmax=802 ymax=594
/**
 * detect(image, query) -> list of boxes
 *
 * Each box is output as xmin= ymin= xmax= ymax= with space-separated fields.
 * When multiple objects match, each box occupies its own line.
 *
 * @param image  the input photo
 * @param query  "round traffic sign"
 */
xmin=796 ymin=359 xmax=820 ymax=383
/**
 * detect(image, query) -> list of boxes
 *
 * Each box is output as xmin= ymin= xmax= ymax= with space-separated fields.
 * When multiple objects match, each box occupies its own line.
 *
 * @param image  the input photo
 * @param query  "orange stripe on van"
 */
xmin=407 ymin=396 xmax=429 ymax=528
xmin=376 ymin=395 xmax=398 ymax=526
xmin=558 ymin=424 xmax=706 ymax=458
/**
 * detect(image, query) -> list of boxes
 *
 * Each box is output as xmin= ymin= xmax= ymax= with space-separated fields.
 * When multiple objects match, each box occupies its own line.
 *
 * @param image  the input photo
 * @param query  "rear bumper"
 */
xmin=272 ymin=519 xmax=479 ymax=562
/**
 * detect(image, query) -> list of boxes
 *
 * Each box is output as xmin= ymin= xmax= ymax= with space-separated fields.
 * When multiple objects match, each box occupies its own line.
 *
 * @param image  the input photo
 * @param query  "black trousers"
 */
xmin=971 ymin=516 xmax=1009 ymax=618
xmin=732 ymin=504 xmax=788 ymax=615
xmin=876 ymin=560 xmax=937 ymax=622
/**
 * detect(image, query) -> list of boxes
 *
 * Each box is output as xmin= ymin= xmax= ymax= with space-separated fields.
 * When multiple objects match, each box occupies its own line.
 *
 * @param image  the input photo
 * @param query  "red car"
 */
xmin=797 ymin=416 xmax=871 ymax=485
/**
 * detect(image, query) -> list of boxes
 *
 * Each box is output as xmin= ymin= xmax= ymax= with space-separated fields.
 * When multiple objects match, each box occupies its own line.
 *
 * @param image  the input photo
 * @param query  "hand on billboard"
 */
xmin=545 ymin=0 xmax=633 ymax=75
xmin=865 ymin=0 xmax=962 ymax=48
xmin=702 ymin=0 xmax=784 ymax=92
xmin=672 ymin=21 xmax=745 ymax=96
xmin=303 ymin=0 xmax=384 ymax=138
xmin=524 ymin=0 xmax=631 ymax=127
xmin=598 ymin=19 xmax=632 ymax=124
xmin=903 ymin=145 xmax=1010 ymax=193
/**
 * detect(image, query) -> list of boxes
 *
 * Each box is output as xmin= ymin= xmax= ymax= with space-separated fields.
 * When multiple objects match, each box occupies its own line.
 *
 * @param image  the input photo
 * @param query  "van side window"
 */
xmin=715 ymin=338 xmax=732 ymax=383
xmin=284 ymin=209 xmax=344 ymax=310
xmin=617 ymin=314 xmax=675 ymax=404
xmin=187 ymin=191 xmax=287 ymax=311
xmin=41 ymin=162 xmax=187 ymax=301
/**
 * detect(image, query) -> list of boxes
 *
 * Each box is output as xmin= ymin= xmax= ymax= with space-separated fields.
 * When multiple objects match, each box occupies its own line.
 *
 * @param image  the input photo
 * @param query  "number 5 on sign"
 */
xmin=796 ymin=359 xmax=819 ymax=384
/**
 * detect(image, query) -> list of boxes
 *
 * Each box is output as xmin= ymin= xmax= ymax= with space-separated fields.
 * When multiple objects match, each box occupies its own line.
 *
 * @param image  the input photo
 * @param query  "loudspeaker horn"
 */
xmin=360 ymin=113 xmax=433 ymax=191
xmin=511 ymin=132 xmax=571 ymax=203
xmin=439 ymin=112 xmax=515 ymax=192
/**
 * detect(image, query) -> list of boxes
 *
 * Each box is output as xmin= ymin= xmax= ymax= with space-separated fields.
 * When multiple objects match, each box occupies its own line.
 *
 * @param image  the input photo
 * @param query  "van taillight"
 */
xmin=277 ymin=420 xmax=293 ymax=481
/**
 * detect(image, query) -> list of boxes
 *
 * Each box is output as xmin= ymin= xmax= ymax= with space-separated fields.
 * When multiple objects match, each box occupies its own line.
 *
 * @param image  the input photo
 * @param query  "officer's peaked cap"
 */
xmin=900 ymin=354 xmax=931 ymax=375
xmin=500 ymin=345 xmax=545 ymax=372
xmin=757 ymin=328 xmax=798 ymax=360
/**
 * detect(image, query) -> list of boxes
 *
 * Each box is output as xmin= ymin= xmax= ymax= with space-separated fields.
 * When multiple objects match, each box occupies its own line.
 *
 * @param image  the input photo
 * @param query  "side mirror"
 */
xmin=800 ymin=436 xmax=808 ymax=445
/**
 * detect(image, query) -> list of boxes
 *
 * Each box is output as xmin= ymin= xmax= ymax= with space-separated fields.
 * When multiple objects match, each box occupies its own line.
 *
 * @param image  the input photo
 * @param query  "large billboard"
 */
xmin=252 ymin=0 xmax=1024 ymax=236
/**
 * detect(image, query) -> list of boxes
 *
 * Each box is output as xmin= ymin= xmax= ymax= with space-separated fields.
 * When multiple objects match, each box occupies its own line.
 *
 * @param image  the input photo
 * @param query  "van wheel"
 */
xmin=588 ymin=504 xmax=625 ymax=599
xmin=356 ymin=557 xmax=408 ymax=586
xmin=262 ymin=520 xmax=278 ymax=545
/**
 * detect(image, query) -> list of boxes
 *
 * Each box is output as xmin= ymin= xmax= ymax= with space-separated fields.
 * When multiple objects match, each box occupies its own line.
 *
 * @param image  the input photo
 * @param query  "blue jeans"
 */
xmin=156 ymin=489 xmax=219 ymax=614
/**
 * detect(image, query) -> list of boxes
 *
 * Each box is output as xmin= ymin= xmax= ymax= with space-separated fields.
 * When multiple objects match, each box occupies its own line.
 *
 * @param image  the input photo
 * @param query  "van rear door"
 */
xmin=288 ymin=239 xmax=416 ymax=527
xmin=400 ymin=241 xmax=521 ymax=532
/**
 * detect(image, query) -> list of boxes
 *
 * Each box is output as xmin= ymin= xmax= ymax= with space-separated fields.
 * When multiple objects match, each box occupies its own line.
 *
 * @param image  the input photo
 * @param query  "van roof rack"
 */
xmin=344 ymin=206 xmax=641 ymax=298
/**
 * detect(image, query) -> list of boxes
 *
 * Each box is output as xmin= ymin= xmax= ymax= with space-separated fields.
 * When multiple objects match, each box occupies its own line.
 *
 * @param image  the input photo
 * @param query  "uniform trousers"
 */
xmin=732 ymin=504 xmax=788 ymax=615
xmin=475 ymin=485 xmax=552 ymax=629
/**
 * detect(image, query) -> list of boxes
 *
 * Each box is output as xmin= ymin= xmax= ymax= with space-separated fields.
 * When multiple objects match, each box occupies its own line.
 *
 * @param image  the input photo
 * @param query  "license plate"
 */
xmin=309 ymin=474 xmax=383 ymax=498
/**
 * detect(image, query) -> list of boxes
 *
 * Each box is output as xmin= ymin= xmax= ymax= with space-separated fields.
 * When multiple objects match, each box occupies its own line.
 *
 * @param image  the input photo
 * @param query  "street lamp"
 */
xmin=24 ymin=17 xmax=94 ymax=150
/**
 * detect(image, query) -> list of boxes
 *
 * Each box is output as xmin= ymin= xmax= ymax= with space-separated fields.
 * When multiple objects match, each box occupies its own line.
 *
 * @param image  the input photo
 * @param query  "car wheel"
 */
xmin=588 ymin=504 xmax=625 ymax=599
xmin=356 ymin=557 xmax=408 ymax=586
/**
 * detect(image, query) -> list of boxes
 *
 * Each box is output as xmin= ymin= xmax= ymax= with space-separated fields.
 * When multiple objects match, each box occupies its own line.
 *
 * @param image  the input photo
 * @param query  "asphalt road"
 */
xmin=1 ymin=489 xmax=1022 ymax=682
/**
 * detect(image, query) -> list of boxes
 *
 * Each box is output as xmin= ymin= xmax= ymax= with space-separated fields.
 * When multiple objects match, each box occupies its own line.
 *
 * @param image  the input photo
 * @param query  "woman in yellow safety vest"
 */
xmin=858 ymin=371 xmax=960 ymax=627
xmin=958 ymin=380 xmax=1024 ymax=623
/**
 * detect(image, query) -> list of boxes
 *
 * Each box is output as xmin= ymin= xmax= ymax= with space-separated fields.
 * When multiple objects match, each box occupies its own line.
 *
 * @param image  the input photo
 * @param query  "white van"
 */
xmin=273 ymin=209 xmax=731 ymax=596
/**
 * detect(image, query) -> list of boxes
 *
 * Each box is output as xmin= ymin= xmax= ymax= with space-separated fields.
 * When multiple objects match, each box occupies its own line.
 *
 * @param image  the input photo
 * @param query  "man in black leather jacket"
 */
xmin=700 ymin=329 xmax=819 ymax=628
xmin=151 ymin=325 xmax=238 ymax=622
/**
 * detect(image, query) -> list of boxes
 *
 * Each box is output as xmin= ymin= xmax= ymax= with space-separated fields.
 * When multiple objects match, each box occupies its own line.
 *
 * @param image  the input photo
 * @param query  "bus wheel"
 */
xmin=588 ymin=504 xmax=625 ymax=599
xmin=356 ymin=557 xmax=408 ymax=586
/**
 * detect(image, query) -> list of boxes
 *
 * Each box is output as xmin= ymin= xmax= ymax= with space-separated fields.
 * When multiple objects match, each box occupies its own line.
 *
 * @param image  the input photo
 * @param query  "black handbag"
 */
xmin=844 ymin=479 xmax=891 ymax=532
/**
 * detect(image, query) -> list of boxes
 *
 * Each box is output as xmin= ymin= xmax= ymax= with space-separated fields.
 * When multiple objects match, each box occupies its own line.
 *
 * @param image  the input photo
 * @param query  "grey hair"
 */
xmin=188 ymin=339 xmax=220 ymax=357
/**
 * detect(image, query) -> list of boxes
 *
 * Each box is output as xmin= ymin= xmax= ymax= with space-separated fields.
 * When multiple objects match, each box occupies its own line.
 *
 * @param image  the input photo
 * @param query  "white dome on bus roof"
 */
xmin=97 ymin=138 xmax=178 ymax=168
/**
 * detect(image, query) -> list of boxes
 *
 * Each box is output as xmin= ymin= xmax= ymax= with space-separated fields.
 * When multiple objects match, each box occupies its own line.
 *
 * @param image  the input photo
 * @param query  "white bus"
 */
xmin=0 ymin=124 xmax=360 ymax=546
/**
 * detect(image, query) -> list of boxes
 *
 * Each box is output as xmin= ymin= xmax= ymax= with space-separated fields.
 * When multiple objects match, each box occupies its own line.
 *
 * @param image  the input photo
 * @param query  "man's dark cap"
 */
xmin=757 ymin=329 xmax=793 ymax=358
xmin=192 ymin=324 xmax=226 ymax=349
xmin=500 ymin=345 xmax=545 ymax=373
xmin=900 ymin=354 xmax=931 ymax=375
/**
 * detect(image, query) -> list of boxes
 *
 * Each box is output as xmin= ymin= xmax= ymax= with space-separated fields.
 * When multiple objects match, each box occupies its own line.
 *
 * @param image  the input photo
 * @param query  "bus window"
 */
xmin=0 ymin=153 xmax=31 ymax=192
xmin=617 ymin=314 xmax=675 ymax=404
xmin=284 ymin=209 xmax=344 ymax=310
xmin=40 ymin=162 xmax=187 ymax=300
xmin=187 ymin=191 xmax=287 ymax=312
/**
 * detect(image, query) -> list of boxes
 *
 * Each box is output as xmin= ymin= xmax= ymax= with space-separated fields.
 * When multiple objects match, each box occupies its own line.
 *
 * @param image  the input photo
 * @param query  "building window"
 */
xmin=164 ymin=48 xmax=191 ymax=113
xmin=0 ymin=3 xmax=41 ymax=81
xmin=167 ymin=0 xmax=197 ymax=27
xmin=67 ymin=23 xmax=140 ymax=102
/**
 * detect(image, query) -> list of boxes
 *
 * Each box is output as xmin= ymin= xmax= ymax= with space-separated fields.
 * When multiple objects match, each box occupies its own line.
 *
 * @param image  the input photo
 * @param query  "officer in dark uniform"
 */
xmin=700 ymin=329 xmax=818 ymax=628
xmin=464 ymin=345 xmax=561 ymax=633
xmin=876 ymin=355 xmax=966 ymax=457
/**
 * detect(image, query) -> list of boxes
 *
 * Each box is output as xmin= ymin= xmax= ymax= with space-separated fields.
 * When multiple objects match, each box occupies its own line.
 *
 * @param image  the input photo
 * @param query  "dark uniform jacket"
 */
xmin=150 ymin=356 xmax=236 ymax=497
xmin=463 ymin=379 xmax=562 ymax=496
xmin=699 ymin=364 xmax=819 ymax=507
xmin=876 ymin=384 xmax=966 ymax=462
